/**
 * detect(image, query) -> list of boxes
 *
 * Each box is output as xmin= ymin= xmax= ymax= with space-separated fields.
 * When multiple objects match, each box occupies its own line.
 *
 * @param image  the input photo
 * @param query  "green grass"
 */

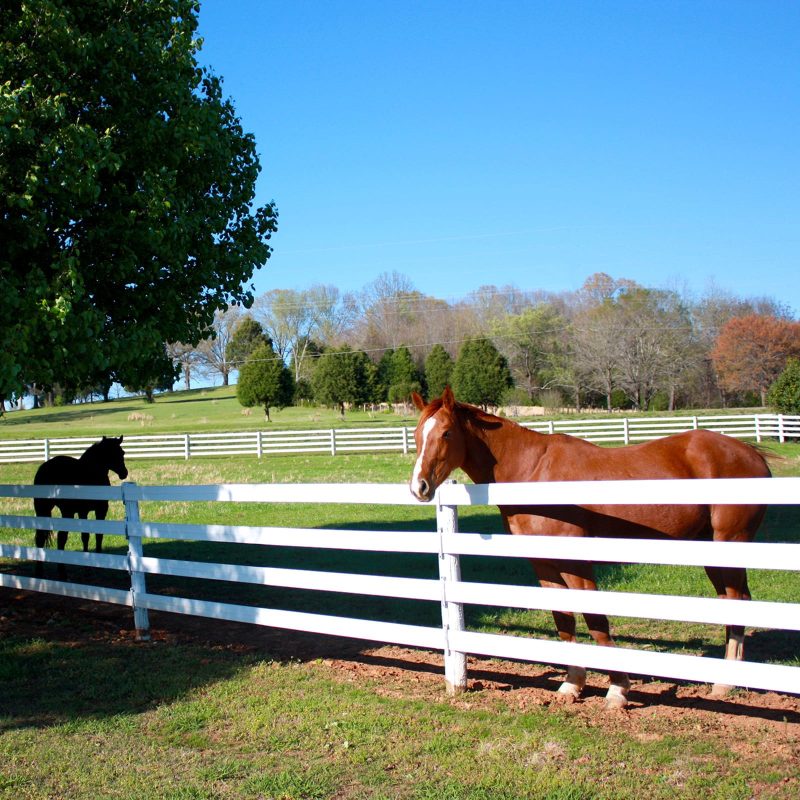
xmin=0 ymin=634 xmax=795 ymax=799
xmin=0 ymin=386 xmax=420 ymax=439
xmin=0 ymin=397 xmax=798 ymax=798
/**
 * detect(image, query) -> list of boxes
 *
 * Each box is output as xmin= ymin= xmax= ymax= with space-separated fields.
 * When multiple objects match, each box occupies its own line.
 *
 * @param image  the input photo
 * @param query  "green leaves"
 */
xmin=0 ymin=0 xmax=277 ymax=397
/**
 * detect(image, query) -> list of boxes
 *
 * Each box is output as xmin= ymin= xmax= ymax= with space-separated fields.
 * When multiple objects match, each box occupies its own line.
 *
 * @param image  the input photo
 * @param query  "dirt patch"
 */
xmin=2 ymin=587 xmax=799 ymax=754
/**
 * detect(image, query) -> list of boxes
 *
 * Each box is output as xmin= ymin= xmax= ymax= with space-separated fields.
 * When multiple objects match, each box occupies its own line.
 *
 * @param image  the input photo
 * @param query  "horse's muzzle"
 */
xmin=118 ymin=467 xmax=129 ymax=480
xmin=410 ymin=477 xmax=434 ymax=503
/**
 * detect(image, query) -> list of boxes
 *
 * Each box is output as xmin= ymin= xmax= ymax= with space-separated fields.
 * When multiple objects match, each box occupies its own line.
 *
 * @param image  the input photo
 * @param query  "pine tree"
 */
xmin=452 ymin=339 xmax=513 ymax=408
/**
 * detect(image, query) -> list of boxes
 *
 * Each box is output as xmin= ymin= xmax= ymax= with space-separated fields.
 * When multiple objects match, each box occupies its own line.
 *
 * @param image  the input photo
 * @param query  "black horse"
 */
xmin=33 ymin=436 xmax=128 ymax=578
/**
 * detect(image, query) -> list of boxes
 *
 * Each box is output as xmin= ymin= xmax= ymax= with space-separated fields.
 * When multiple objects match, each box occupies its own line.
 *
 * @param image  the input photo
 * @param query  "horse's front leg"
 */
xmin=562 ymin=562 xmax=631 ymax=709
xmin=94 ymin=503 xmax=108 ymax=554
xmin=580 ymin=608 xmax=631 ymax=709
xmin=531 ymin=560 xmax=587 ymax=700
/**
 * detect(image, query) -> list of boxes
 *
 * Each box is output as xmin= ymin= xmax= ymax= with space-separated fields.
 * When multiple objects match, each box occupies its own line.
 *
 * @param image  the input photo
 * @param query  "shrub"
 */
xmin=768 ymin=358 xmax=800 ymax=414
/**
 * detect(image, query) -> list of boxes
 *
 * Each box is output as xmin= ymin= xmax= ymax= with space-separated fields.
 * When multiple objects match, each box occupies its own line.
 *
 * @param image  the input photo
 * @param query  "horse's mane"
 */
xmin=421 ymin=397 xmax=504 ymax=431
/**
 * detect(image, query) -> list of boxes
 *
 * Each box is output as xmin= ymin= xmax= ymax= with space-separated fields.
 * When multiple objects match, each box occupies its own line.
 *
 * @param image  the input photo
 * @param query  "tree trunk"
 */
xmin=264 ymin=404 xmax=271 ymax=422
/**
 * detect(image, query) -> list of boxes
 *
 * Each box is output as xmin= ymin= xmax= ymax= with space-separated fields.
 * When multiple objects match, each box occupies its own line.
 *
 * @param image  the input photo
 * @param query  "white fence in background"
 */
xmin=1 ymin=413 xmax=799 ymax=464
xmin=1 ymin=478 xmax=799 ymax=696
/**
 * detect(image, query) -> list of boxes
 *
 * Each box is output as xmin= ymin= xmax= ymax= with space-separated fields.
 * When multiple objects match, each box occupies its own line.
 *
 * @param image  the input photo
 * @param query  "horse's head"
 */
xmin=98 ymin=436 xmax=128 ymax=480
xmin=409 ymin=387 xmax=466 ymax=502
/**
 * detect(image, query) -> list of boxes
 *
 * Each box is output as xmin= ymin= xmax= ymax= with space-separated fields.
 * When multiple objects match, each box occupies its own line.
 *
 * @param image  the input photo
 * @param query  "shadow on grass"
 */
xmin=2 ymin=503 xmax=797 ymax=727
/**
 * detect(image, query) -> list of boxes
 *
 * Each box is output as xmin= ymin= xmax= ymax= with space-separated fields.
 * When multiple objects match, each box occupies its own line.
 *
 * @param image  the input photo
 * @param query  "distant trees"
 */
xmin=711 ymin=315 xmax=800 ymax=405
xmin=492 ymin=304 xmax=565 ymax=399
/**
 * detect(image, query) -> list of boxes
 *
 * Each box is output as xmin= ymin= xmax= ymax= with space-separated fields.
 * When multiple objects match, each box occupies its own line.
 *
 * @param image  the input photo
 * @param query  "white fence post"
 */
xmin=123 ymin=482 xmax=151 ymax=642
xmin=402 ymin=427 xmax=409 ymax=455
xmin=755 ymin=416 xmax=762 ymax=443
xmin=184 ymin=434 xmax=191 ymax=460
xmin=256 ymin=431 xmax=263 ymax=458
xmin=44 ymin=438 xmax=50 ymax=461
xmin=778 ymin=414 xmax=785 ymax=444
xmin=622 ymin=417 xmax=630 ymax=445
xmin=436 ymin=480 xmax=467 ymax=694
xmin=330 ymin=429 xmax=337 ymax=456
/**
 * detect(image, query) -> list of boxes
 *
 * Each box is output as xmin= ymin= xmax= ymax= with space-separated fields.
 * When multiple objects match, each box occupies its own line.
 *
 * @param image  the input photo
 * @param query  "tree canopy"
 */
xmin=0 ymin=0 xmax=277 ymax=399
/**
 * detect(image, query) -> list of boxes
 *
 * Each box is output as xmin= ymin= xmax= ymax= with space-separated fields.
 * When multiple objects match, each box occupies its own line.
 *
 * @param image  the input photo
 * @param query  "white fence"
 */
xmin=1 ymin=413 xmax=798 ymax=464
xmin=1 ymin=478 xmax=799 ymax=696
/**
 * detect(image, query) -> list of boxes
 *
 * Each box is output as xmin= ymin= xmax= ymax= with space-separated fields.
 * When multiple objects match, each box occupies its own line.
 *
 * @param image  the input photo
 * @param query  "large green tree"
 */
xmin=0 ymin=0 xmax=277 ymax=399
xmin=452 ymin=339 xmax=512 ymax=408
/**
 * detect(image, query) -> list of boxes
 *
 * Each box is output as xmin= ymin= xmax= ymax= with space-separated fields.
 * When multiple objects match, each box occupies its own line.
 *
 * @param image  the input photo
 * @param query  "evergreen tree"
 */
xmin=312 ymin=346 xmax=376 ymax=415
xmin=424 ymin=344 xmax=454 ymax=400
xmin=452 ymin=339 xmax=513 ymax=408
xmin=236 ymin=343 xmax=294 ymax=421
xmin=387 ymin=346 xmax=422 ymax=403
xmin=226 ymin=317 xmax=271 ymax=370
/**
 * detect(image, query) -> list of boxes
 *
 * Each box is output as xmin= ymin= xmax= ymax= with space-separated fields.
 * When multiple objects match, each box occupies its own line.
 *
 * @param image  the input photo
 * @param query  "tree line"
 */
xmin=169 ymin=271 xmax=800 ymax=418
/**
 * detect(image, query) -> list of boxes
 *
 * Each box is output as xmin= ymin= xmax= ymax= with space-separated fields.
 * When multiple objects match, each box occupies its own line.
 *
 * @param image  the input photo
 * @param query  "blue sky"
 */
xmin=197 ymin=1 xmax=799 ymax=313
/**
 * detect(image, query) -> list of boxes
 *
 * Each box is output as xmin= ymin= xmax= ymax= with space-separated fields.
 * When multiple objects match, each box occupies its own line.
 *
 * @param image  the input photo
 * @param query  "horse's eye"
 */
xmin=442 ymin=430 xmax=451 ymax=440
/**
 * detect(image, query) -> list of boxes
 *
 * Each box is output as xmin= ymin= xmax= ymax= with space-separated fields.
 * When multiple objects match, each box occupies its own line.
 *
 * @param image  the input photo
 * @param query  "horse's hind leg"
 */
xmin=56 ymin=528 xmax=69 ymax=581
xmin=33 ymin=499 xmax=52 ymax=578
xmin=34 ymin=527 xmax=48 ymax=578
xmin=704 ymin=565 xmax=751 ymax=697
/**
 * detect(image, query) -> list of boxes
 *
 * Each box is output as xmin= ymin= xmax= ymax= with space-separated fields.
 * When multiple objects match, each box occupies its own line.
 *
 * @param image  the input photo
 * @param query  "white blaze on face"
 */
xmin=411 ymin=415 xmax=439 ymax=498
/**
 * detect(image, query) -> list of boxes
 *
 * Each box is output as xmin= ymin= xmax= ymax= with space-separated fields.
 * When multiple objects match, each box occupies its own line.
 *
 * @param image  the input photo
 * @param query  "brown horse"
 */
xmin=410 ymin=388 xmax=771 ymax=707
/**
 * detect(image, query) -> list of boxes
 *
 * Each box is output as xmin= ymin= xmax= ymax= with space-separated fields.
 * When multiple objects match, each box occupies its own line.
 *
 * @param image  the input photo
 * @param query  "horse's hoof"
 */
xmin=604 ymin=684 xmax=629 ymax=710
xmin=557 ymin=681 xmax=583 ymax=701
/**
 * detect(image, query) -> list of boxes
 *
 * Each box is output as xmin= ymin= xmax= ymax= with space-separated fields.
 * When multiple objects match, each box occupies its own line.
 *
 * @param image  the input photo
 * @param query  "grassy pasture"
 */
xmin=0 ymin=409 xmax=799 ymax=797
xmin=0 ymin=386 xmax=419 ymax=439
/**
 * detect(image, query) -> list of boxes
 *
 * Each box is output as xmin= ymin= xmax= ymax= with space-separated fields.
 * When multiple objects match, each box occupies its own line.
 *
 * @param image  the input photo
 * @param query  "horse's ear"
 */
xmin=442 ymin=386 xmax=455 ymax=411
xmin=411 ymin=392 xmax=425 ymax=412
xmin=118 ymin=436 xmax=124 ymax=443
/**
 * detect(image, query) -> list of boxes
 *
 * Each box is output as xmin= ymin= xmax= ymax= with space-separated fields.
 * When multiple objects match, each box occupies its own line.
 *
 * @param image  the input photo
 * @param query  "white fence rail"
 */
xmin=1 ymin=479 xmax=799 ymax=696
xmin=1 ymin=413 xmax=798 ymax=464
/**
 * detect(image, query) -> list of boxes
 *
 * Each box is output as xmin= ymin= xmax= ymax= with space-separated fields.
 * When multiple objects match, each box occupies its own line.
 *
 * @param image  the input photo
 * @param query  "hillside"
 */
xmin=0 ymin=387 xmax=419 ymax=440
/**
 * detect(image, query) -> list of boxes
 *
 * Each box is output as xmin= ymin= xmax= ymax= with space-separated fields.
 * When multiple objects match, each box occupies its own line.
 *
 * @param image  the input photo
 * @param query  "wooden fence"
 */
xmin=1 ymin=478 xmax=799 ymax=696
xmin=1 ymin=413 xmax=799 ymax=463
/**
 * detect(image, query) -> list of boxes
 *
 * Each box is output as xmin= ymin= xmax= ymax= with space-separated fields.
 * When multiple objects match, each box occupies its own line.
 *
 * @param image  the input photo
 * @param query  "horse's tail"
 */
xmin=747 ymin=441 xmax=781 ymax=475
